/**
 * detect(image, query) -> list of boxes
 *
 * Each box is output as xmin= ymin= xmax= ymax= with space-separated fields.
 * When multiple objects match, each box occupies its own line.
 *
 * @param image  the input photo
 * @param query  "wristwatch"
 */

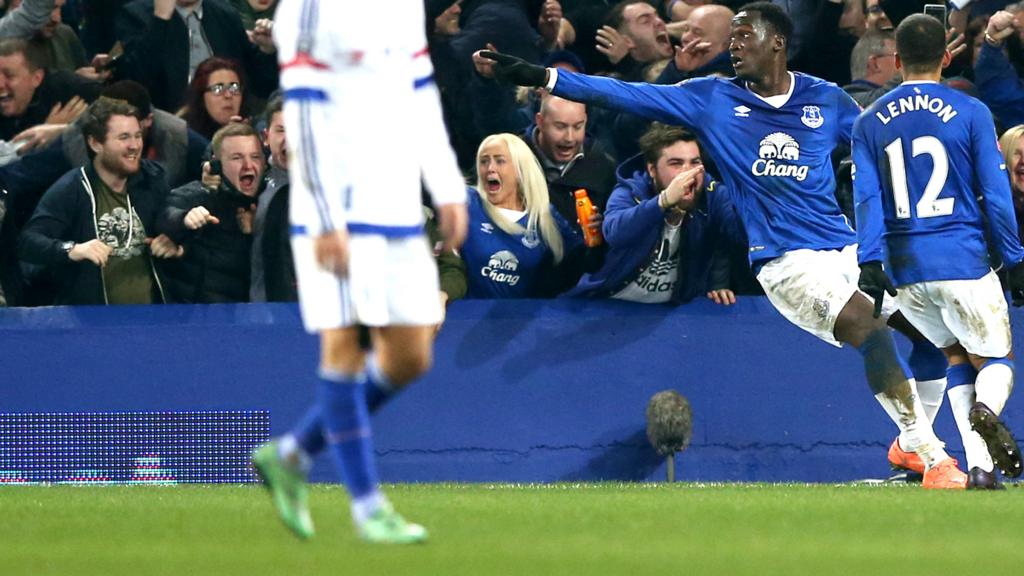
xmin=60 ymin=241 xmax=75 ymax=259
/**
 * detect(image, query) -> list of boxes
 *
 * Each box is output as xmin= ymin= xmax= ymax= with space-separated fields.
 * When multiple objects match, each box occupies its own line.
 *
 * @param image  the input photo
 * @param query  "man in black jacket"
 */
xmin=0 ymin=38 xmax=100 ymax=142
xmin=115 ymin=0 xmax=279 ymax=112
xmin=17 ymin=97 xmax=181 ymax=305
xmin=523 ymin=94 xmax=616 ymax=239
xmin=158 ymin=121 xmax=264 ymax=303
xmin=250 ymin=94 xmax=295 ymax=303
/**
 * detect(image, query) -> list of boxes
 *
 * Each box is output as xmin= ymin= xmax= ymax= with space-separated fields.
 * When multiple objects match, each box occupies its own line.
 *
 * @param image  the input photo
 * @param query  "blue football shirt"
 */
xmin=464 ymin=191 xmax=581 ymax=298
xmin=551 ymin=70 xmax=862 ymax=265
xmin=852 ymin=81 xmax=1023 ymax=286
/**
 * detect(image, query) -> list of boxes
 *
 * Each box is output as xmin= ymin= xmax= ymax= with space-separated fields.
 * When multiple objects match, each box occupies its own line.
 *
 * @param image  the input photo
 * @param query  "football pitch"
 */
xmin=2 ymin=482 xmax=1022 ymax=576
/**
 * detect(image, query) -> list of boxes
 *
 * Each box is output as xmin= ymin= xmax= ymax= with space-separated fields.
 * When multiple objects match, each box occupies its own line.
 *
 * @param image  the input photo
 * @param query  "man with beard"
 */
xmin=479 ymin=2 xmax=970 ymax=489
xmin=17 ymin=97 xmax=181 ymax=305
xmin=569 ymin=123 xmax=744 ymax=304
xmin=157 ymin=121 xmax=265 ymax=303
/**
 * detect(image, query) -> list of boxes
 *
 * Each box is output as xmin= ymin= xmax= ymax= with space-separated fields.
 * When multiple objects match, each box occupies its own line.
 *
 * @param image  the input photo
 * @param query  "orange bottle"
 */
xmin=574 ymin=189 xmax=604 ymax=247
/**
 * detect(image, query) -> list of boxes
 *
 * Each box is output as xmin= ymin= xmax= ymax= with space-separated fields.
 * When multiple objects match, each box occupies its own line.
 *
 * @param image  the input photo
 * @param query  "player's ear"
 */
xmin=894 ymin=53 xmax=903 ymax=73
xmin=773 ymin=33 xmax=785 ymax=54
xmin=940 ymin=49 xmax=952 ymax=70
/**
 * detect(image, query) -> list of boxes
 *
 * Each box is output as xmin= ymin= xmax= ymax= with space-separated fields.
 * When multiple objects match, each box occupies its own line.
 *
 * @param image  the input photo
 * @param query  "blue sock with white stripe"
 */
xmin=318 ymin=368 xmax=379 ymax=501
xmin=906 ymin=338 xmax=948 ymax=423
xmin=279 ymin=355 xmax=399 ymax=467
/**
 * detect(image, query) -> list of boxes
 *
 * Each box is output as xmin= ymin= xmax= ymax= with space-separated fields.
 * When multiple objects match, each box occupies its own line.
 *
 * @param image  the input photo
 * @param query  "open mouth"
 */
xmin=239 ymin=174 xmax=256 ymax=188
xmin=0 ymin=92 xmax=12 ymax=106
xmin=485 ymin=176 xmax=501 ymax=193
xmin=124 ymin=153 xmax=139 ymax=162
xmin=555 ymin=143 xmax=576 ymax=157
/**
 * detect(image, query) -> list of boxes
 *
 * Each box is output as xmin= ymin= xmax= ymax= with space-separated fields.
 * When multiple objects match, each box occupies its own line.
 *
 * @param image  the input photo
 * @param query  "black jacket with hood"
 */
xmin=17 ymin=160 xmax=171 ymax=305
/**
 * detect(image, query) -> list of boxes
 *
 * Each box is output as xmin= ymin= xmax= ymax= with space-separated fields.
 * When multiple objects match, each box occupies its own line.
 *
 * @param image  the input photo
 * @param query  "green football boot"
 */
xmin=358 ymin=503 xmax=428 ymax=544
xmin=251 ymin=441 xmax=315 ymax=539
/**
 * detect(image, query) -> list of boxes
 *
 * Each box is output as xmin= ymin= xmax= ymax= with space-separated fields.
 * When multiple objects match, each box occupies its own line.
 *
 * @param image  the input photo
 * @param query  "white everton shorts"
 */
xmin=756 ymin=244 xmax=896 ymax=347
xmin=291 ymin=233 xmax=442 ymax=332
xmin=895 ymin=270 xmax=1012 ymax=358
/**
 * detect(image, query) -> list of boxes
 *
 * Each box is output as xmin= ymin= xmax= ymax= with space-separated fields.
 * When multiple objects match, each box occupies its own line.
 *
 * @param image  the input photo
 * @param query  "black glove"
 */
xmin=479 ymin=50 xmax=547 ymax=87
xmin=1009 ymin=261 xmax=1024 ymax=307
xmin=858 ymin=261 xmax=897 ymax=318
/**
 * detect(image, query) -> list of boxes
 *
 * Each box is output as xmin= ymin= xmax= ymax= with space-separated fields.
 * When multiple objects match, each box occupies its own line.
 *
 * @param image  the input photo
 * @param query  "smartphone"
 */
xmin=209 ymin=159 xmax=222 ymax=176
xmin=97 ymin=53 xmax=121 ymax=71
xmin=923 ymin=4 xmax=948 ymax=30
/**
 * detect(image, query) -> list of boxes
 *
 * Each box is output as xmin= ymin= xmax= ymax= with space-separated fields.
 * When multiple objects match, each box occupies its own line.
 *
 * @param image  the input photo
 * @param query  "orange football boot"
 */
xmin=887 ymin=438 xmax=925 ymax=474
xmin=922 ymin=458 xmax=968 ymax=490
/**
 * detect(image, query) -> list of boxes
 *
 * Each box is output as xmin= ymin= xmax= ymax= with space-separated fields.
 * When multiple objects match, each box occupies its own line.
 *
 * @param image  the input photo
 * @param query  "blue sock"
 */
xmin=857 ymin=329 xmax=913 ymax=395
xmin=318 ymin=369 xmax=378 ymax=500
xmin=907 ymin=339 xmax=947 ymax=382
xmin=365 ymin=353 xmax=397 ymax=413
xmin=286 ymin=355 xmax=398 ymax=461
xmin=946 ymin=363 xmax=978 ymax=387
xmin=290 ymin=405 xmax=325 ymax=456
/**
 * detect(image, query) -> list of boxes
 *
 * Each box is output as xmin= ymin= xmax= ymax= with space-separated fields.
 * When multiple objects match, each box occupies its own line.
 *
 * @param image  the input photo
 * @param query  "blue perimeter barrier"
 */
xmin=3 ymin=298 xmax=1022 ymax=483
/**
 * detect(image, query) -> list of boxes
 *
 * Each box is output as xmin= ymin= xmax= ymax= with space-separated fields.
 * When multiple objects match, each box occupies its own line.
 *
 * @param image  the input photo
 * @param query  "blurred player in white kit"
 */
xmin=252 ymin=0 xmax=468 ymax=544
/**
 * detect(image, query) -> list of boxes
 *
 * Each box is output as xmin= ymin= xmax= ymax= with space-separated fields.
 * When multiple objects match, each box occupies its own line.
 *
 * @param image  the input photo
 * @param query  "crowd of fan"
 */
xmin=0 ymin=0 xmax=1020 ymax=310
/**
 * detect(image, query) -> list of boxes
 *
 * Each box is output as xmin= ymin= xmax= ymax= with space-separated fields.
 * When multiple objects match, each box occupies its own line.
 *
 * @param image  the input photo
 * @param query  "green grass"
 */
xmin=2 ymin=482 xmax=1023 ymax=576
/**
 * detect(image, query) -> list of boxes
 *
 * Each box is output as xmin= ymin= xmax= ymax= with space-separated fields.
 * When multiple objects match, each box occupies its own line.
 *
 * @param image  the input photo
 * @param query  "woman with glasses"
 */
xmin=178 ymin=57 xmax=254 ymax=140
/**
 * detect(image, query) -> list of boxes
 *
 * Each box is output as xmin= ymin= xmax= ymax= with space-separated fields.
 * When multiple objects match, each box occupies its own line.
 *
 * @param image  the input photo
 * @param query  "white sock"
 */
xmin=916 ymin=378 xmax=946 ymax=422
xmin=875 ymin=380 xmax=949 ymax=469
xmin=947 ymin=384 xmax=994 ymax=472
xmin=351 ymin=491 xmax=388 ymax=526
xmin=277 ymin=434 xmax=312 ymax=473
xmin=899 ymin=377 xmax=946 ymax=450
xmin=975 ymin=362 xmax=1013 ymax=415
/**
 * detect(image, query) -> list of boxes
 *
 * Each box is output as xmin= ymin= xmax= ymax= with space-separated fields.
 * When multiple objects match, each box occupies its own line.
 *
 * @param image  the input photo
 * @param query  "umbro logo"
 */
xmin=734 ymin=105 xmax=751 ymax=118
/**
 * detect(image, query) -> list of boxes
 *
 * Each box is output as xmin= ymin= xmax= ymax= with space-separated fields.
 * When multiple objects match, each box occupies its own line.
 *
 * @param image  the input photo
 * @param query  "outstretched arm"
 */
xmin=478 ymin=49 xmax=712 ymax=130
xmin=0 ymin=0 xmax=56 ymax=40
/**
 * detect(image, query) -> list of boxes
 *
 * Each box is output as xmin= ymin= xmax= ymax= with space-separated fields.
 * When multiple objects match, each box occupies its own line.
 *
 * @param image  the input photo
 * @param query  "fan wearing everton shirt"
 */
xmin=478 ymin=2 xmax=965 ymax=488
xmin=854 ymin=14 xmax=1024 ymax=489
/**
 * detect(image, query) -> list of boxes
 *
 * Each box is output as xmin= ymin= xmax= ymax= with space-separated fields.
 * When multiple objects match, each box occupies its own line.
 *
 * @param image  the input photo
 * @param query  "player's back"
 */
xmin=273 ymin=0 xmax=430 ymax=232
xmin=855 ymin=82 xmax=997 ymax=285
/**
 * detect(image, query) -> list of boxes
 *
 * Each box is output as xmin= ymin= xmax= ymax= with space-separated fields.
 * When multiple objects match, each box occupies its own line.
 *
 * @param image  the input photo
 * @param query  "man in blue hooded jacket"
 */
xmin=569 ymin=123 xmax=745 ymax=303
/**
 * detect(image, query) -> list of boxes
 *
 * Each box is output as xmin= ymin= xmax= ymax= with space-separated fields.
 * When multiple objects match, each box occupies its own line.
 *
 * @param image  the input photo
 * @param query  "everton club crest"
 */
xmin=801 ymin=105 xmax=824 ymax=129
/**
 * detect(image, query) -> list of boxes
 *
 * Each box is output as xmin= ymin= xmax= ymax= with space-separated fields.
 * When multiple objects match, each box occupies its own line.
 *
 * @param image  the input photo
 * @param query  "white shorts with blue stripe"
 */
xmin=291 ymin=231 xmax=442 ymax=332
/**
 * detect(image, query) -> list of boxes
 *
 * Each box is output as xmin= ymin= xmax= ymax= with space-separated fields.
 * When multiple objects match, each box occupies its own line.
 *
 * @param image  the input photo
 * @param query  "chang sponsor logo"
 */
xmin=750 ymin=132 xmax=809 ymax=181
xmin=482 ymin=250 xmax=520 ymax=286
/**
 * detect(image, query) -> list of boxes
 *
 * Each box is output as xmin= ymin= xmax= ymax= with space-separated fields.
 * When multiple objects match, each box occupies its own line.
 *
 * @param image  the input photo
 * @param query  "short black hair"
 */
xmin=102 ymin=80 xmax=153 ymax=118
xmin=736 ymin=2 xmax=793 ymax=43
xmin=604 ymin=0 xmax=655 ymax=30
xmin=80 ymin=97 xmax=140 ymax=156
xmin=262 ymin=92 xmax=284 ymax=127
xmin=639 ymin=122 xmax=699 ymax=166
xmin=895 ymin=14 xmax=945 ymax=74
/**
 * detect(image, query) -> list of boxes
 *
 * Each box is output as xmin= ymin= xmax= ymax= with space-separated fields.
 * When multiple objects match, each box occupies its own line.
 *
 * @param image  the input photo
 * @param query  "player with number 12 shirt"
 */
xmin=853 ymin=14 xmax=1024 ymax=487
